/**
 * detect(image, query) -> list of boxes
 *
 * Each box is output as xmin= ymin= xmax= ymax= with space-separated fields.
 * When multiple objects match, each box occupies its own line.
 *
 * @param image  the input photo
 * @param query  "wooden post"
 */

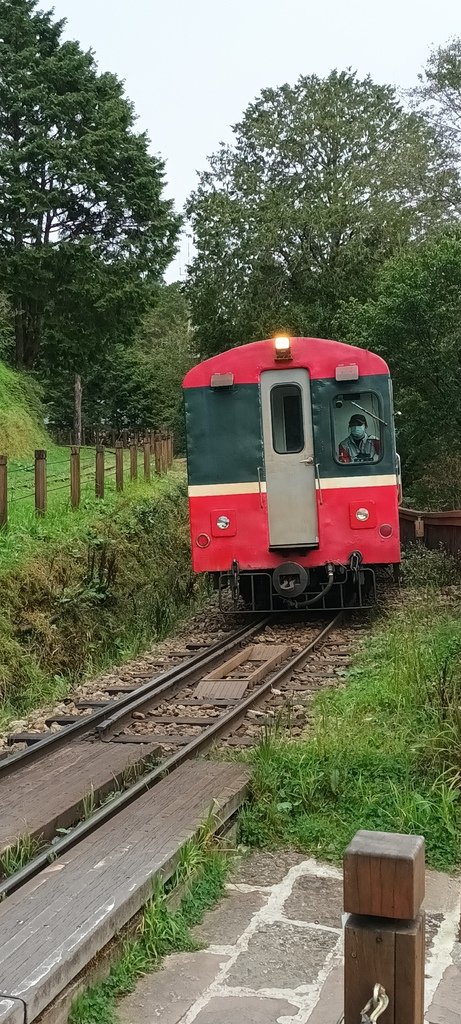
xmin=70 ymin=446 xmax=81 ymax=508
xmin=74 ymin=374 xmax=82 ymax=447
xmin=130 ymin=443 xmax=138 ymax=481
xmin=0 ymin=455 xmax=7 ymax=529
xmin=95 ymin=445 xmax=105 ymax=498
xmin=415 ymin=517 xmax=425 ymax=541
xmin=344 ymin=830 xmax=425 ymax=1024
xmin=115 ymin=440 xmax=124 ymax=492
xmin=122 ymin=429 xmax=128 ymax=449
xmin=169 ymin=432 xmax=174 ymax=466
xmin=143 ymin=440 xmax=151 ymax=482
xmin=161 ymin=433 xmax=167 ymax=474
xmin=35 ymin=449 xmax=47 ymax=516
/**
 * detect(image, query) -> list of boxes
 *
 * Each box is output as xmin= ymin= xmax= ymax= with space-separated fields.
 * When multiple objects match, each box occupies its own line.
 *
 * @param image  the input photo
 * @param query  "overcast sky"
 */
xmin=50 ymin=0 xmax=460 ymax=280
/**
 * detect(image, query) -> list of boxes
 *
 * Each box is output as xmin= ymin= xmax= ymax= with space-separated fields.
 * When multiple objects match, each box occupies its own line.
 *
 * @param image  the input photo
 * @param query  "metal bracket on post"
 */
xmin=343 ymin=830 xmax=425 ymax=1024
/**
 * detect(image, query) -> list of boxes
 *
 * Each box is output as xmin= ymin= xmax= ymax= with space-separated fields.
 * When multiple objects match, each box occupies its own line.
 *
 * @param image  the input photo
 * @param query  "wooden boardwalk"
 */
xmin=0 ymin=739 xmax=160 ymax=852
xmin=0 ymin=760 xmax=249 ymax=1024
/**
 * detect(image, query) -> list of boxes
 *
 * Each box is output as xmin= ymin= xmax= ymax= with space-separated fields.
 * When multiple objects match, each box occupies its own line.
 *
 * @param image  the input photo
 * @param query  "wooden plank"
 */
xmin=248 ymin=644 xmax=288 ymax=660
xmin=196 ymin=678 xmax=250 ymax=699
xmin=0 ymin=761 xmax=249 ymax=1024
xmin=201 ymin=647 xmax=248 ymax=680
xmin=0 ymin=741 xmax=160 ymax=852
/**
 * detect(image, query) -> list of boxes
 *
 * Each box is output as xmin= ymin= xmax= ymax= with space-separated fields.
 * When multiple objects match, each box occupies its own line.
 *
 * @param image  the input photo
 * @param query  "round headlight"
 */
xmin=216 ymin=515 xmax=230 ymax=530
xmin=356 ymin=508 xmax=369 ymax=522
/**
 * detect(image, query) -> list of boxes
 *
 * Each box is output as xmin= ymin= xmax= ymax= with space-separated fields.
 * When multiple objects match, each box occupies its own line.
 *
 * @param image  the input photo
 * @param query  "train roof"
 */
xmin=183 ymin=337 xmax=389 ymax=388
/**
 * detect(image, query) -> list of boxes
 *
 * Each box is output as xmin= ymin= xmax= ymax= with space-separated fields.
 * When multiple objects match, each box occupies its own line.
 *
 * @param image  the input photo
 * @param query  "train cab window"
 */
xmin=270 ymin=384 xmax=304 ymax=453
xmin=333 ymin=392 xmax=383 ymax=465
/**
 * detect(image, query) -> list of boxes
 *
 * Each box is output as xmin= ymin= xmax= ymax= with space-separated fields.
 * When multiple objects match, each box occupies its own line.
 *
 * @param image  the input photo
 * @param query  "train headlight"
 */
xmin=216 ymin=515 xmax=230 ymax=530
xmin=274 ymin=335 xmax=292 ymax=360
xmin=355 ymin=508 xmax=369 ymax=522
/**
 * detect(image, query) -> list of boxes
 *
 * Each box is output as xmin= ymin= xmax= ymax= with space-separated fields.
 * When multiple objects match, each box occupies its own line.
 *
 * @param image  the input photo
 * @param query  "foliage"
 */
xmin=337 ymin=233 xmax=461 ymax=483
xmin=186 ymin=69 xmax=455 ymax=357
xmin=0 ymin=472 xmax=198 ymax=722
xmin=0 ymin=357 xmax=48 ymax=455
xmin=87 ymin=284 xmax=195 ymax=449
xmin=239 ymin=603 xmax=461 ymax=871
xmin=69 ymin=836 xmax=230 ymax=1024
xmin=0 ymin=0 xmax=180 ymax=415
xmin=414 ymin=37 xmax=461 ymax=181
xmin=400 ymin=544 xmax=461 ymax=588
xmin=403 ymin=453 xmax=461 ymax=511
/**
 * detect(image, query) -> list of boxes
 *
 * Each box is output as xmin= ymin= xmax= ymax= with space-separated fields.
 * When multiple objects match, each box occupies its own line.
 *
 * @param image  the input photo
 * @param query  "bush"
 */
xmin=400 ymin=543 xmax=461 ymax=588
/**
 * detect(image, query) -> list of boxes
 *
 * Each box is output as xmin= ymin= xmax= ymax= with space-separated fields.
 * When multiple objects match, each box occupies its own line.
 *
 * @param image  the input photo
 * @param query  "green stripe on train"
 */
xmin=184 ymin=375 xmax=395 ymax=486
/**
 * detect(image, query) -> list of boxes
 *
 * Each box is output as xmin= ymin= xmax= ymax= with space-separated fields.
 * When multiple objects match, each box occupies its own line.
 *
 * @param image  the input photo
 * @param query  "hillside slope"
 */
xmin=0 ymin=361 xmax=49 ymax=456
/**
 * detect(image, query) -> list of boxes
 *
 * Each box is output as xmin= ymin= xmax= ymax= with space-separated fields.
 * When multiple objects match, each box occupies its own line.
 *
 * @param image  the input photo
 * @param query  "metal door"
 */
xmin=260 ymin=369 xmax=318 ymax=548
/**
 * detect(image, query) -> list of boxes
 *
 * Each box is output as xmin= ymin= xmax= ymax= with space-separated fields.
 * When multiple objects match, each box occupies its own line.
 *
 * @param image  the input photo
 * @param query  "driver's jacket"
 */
xmin=338 ymin=434 xmax=380 ymax=463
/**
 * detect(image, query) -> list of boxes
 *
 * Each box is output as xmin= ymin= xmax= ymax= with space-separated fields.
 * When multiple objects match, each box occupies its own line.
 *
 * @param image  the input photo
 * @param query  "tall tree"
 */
xmin=0 ymin=0 xmax=180 ymax=368
xmin=415 ymin=38 xmax=461 ymax=162
xmin=187 ymin=70 xmax=456 ymax=356
xmin=336 ymin=234 xmax=461 ymax=483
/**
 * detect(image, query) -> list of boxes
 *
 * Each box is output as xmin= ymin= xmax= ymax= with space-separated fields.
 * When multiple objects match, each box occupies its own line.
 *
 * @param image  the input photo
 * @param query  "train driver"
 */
xmin=338 ymin=414 xmax=380 ymax=464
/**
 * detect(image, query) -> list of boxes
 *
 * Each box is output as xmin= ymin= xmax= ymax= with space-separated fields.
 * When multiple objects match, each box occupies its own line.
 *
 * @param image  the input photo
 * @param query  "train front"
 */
xmin=183 ymin=336 xmax=401 ymax=611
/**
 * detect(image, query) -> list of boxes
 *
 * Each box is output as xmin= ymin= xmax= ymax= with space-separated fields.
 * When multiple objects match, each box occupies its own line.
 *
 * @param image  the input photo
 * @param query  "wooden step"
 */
xmin=0 ymin=761 xmax=249 ymax=1024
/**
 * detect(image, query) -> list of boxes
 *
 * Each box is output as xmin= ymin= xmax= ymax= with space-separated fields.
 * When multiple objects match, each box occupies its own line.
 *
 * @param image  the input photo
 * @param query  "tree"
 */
xmin=414 ymin=38 xmax=461 ymax=162
xmin=187 ymin=70 xmax=456 ymax=356
xmin=336 ymin=234 xmax=461 ymax=483
xmin=0 ymin=0 xmax=180 ymax=369
xmin=71 ymin=284 xmax=195 ymax=450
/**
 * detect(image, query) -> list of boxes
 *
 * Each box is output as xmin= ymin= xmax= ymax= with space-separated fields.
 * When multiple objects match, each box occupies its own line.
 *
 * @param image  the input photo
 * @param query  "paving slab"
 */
xmin=193 ymin=890 xmax=267 ymax=946
xmin=283 ymin=872 xmax=343 ymax=928
xmin=225 ymin=920 xmax=338 ymax=989
xmin=116 ymin=851 xmax=461 ymax=1024
xmin=192 ymin=995 xmax=299 ymax=1022
xmin=117 ymin=952 xmax=224 ymax=1024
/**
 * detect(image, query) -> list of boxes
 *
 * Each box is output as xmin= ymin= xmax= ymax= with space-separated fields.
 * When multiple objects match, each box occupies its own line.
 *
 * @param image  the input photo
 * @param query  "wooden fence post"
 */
xmin=70 ymin=447 xmax=81 ymax=508
xmin=35 ymin=449 xmax=47 ymax=516
xmin=169 ymin=431 xmax=174 ymax=466
xmin=95 ymin=445 xmax=105 ymax=498
xmin=130 ymin=443 xmax=138 ymax=481
xmin=115 ymin=441 xmax=124 ymax=492
xmin=344 ymin=830 xmax=425 ymax=1024
xmin=0 ymin=455 xmax=7 ymax=529
xmin=143 ymin=440 xmax=151 ymax=482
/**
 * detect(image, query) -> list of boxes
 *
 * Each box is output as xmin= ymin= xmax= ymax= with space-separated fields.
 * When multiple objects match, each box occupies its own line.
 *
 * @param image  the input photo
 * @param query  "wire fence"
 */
xmin=0 ymin=432 xmax=174 ymax=528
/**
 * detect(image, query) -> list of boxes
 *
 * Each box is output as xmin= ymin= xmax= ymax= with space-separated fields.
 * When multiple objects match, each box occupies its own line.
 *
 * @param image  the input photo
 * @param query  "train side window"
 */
xmin=333 ymin=392 xmax=383 ymax=465
xmin=270 ymin=384 xmax=304 ymax=454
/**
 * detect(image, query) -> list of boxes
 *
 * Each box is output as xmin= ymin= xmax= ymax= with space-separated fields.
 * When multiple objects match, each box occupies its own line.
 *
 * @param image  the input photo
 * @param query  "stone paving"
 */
xmin=118 ymin=850 xmax=460 ymax=1024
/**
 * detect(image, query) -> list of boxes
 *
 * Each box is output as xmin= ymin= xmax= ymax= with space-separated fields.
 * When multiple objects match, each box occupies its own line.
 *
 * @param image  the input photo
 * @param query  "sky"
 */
xmin=50 ymin=0 xmax=461 ymax=281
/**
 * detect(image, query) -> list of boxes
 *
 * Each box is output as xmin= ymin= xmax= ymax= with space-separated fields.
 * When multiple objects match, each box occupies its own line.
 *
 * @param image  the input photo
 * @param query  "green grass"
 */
xmin=0 ymin=470 xmax=202 ymax=725
xmin=2 ymin=450 xmax=173 ymax=576
xmin=69 ymin=826 xmax=231 ymax=1024
xmin=239 ymin=600 xmax=461 ymax=871
xmin=0 ymin=360 xmax=49 ymax=457
xmin=0 ymin=833 xmax=44 ymax=878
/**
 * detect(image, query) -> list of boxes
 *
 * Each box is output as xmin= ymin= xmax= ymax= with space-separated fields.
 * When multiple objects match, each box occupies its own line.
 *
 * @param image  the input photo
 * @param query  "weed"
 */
xmin=400 ymin=543 xmax=461 ymax=588
xmin=239 ymin=601 xmax=461 ymax=871
xmin=0 ymin=833 xmax=43 ymax=878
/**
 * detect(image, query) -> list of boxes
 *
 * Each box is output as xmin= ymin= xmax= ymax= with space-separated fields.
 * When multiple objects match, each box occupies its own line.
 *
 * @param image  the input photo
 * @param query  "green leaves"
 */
xmin=0 ymin=0 xmax=180 ymax=378
xmin=187 ymin=69 xmax=455 ymax=357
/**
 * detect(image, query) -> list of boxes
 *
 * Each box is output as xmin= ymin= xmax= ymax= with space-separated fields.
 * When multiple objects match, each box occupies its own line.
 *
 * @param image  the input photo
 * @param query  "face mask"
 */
xmin=351 ymin=425 xmax=365 ymax=439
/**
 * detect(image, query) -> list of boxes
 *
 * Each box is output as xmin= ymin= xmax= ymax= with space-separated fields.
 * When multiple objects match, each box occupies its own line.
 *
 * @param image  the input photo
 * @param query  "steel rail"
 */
xmin=0 ymin=616 xmax=270 ymax=778
xmin=0 ymin=610 xmax=341 ymax=899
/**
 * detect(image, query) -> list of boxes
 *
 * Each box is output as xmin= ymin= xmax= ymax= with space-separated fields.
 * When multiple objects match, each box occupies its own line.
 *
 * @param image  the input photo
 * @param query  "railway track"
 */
xmin=0 ymin=608 xmax=366 ymax=900
xmin=0 ymin=606 xmax=370 ymax=1024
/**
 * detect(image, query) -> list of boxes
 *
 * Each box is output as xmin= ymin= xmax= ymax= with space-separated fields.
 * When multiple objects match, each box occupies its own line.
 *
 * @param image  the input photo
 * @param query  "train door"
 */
xmin=260 ymin=369 xmax=318 ymax=548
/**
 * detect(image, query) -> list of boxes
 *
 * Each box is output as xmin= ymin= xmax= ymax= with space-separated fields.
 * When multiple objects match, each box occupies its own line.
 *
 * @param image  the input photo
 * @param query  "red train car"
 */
xmin=183 ymin=336 xmax=401 ymax=611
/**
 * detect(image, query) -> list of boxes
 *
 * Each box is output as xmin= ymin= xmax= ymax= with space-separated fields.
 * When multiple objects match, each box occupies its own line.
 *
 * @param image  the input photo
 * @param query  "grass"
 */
xmin=239 ymin=598 xmax=461 ymax=871
xmin=0 ymin=833 xmax=44 ymax=878
xmin=0 ymin=360 xmax=48 ymax=457
xmin=69 ymin=821 xmax=231 ymax=1024
xmin=0 ymin=470 xmax=202 ymax=727
xmin=2 ymin=450 xmax=175 ymax=576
